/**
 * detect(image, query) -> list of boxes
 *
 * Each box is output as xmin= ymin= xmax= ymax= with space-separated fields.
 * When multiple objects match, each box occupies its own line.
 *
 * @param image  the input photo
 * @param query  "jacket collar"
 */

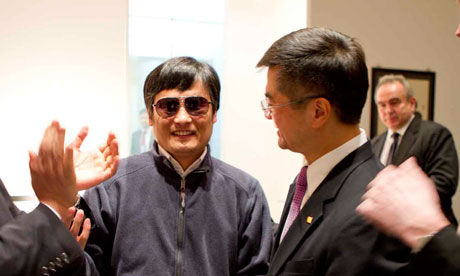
xmin=151 ymin=142 xmax=212 ymax=181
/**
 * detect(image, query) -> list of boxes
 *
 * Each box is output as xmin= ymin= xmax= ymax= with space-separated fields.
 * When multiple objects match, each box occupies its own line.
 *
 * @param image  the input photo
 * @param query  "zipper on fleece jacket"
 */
xmin=176 ymin=176 xmax=186 ymax=276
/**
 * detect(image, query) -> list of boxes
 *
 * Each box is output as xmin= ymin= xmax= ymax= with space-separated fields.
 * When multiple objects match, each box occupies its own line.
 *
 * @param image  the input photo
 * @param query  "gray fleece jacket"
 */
xmin=81 ymin=144 xmax=272 ymax=276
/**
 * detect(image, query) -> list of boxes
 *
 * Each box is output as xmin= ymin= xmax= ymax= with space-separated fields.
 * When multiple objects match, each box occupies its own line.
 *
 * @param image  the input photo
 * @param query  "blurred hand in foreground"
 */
xmin=357 ymin=157 xmax=450 ymax=249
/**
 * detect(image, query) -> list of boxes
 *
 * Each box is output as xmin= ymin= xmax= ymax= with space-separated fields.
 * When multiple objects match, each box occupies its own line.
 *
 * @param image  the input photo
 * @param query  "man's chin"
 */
xmin=277 ymin=137 xmax=289 ymax=150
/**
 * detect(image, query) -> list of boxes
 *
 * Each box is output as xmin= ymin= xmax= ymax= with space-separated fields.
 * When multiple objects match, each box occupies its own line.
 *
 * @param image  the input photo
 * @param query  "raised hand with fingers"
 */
xmin=29 ymin=121 xmax=78 ymax=220
xmin=71 ymin=127 xmax=119 ymax=191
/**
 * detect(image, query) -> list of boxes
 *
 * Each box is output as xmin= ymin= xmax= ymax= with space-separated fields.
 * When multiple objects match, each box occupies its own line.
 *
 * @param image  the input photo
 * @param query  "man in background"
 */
xmin=371 ymin=74 xmax=458 ymax=225
xmin=81 ymin=57 xmax=272 ymax=275
xmin=131 ymin=109 xmax=154 ymax=154
xmin=358 ymin=2 xmax=460 ymax=275
xmin=257 ymin=27 xmax=409 ymax=275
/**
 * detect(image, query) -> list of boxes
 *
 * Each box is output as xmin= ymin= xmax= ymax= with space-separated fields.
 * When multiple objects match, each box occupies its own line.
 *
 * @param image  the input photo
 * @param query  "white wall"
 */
xmin=221 ymin=0 xmax=307 ymax=221
xmin=4 ymin=0 xmax=457 ymax=222
xmin=0 ymin=0 xmax=128 ymax=201
xmin=308 ymin=0 xmax=460 ymax=215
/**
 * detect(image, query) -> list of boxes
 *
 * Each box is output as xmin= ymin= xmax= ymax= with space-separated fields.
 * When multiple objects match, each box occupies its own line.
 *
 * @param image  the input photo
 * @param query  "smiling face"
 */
xmin=376 ymin=81 xmax=416 ymax=132
xmin=150 ymin=80 xmax=216 ymax=168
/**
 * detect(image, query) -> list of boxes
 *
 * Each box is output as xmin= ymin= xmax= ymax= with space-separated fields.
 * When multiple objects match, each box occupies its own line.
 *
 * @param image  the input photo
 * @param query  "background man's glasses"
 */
xmin=260 ymin=95 xmax=325 ymax=118
xmin=153 ymin=96 xmax=212 ymax=118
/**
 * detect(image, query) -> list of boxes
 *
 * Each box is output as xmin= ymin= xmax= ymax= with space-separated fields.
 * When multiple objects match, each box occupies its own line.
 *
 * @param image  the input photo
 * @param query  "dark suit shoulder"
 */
xmin=417 ymin=119 xmax=453 ymax=136
xmin=323 ymin=150 xmax=383 ymax=221
xmin=370 ymin=131 xmax=387 ymax=157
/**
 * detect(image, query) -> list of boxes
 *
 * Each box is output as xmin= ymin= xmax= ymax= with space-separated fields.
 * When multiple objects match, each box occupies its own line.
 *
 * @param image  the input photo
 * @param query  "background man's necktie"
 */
xmin=386 ymin=132 xmax=400 ymax=166
xmin=281 ymin=165 xmax=308 ymax=241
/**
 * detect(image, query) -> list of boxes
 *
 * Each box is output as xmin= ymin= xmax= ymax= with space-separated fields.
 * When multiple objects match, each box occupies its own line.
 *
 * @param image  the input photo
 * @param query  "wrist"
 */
xmin=41 ymin=201 xmax=68 ymax=219
xmin=412 ymin=233 xmax=436 ymax=253
xmin=404 ymin=217 xmax=450 ymax=250
xmin=73 ymin=194 xmax=81 ymax=208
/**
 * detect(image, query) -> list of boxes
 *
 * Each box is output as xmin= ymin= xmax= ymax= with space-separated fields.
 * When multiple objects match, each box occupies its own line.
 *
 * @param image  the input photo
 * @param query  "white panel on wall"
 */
xmin=0 ymin=0 xmax=128 ymax=208
xmin=221 ymin=0 xmax=307 ymax=221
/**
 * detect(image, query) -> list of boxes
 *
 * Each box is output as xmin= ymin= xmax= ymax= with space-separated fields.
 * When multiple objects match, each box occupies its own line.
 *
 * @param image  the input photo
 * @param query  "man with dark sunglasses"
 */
xmin=79 ymin=56 xmax=273 ymax=275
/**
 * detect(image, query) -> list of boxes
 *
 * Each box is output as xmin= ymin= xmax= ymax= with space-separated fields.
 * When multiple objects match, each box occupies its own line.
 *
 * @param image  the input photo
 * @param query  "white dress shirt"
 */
xmin=379 ymin=114 xmax=414 ymax=165
xmin=300 ymin=128 xmax=368 ymax=209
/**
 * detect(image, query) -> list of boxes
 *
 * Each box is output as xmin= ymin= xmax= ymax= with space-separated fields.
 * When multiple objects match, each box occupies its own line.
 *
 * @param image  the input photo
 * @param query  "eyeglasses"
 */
xmin=153 ymin=96 xmax=213 ymax=118
xmin=260 ymin=95 xmax=325 ymax=118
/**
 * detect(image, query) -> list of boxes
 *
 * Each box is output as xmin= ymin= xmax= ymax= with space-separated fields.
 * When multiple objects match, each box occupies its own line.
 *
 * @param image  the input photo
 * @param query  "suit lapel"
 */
xmin=273 ymin=183 xmax=295 ymax=255
xmin=372 ymin=132 xmax=386 ymax=158
xmin=269 ymin=192 xmax=325 ymax=275
xmin=393 ymin=113 xmax=421 ymax=165
xmin=269 ymin=143 xmax=375 ymax=275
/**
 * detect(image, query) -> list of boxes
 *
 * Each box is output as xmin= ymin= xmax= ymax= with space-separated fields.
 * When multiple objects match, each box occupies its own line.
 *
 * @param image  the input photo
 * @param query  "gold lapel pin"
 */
xmin=306 ymin=216 xmax=313 ymax=224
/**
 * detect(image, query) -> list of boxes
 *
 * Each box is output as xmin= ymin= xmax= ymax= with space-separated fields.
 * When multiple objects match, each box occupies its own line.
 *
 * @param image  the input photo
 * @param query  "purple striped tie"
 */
xmin=281 ymin=166 xmax=308 ymax=241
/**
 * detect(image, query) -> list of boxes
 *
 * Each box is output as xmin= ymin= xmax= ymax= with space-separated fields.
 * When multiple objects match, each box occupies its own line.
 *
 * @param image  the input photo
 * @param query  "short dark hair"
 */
xmin=257 ymin=27 xmax=369 ymax=125
xmin=144 ymin=56 xmax=220 ymax=117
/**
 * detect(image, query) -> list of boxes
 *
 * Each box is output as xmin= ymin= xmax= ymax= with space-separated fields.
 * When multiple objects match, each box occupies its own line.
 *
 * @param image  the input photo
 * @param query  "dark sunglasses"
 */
xmin=153 ymin=96 xmax=213 ymax=118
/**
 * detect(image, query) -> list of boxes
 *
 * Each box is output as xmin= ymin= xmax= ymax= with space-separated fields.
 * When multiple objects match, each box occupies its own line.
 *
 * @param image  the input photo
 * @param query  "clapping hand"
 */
xmin=29 ymin=121 xmax=119 ymax=218
xmin=70 ymin=127 xmax=119 ymax=191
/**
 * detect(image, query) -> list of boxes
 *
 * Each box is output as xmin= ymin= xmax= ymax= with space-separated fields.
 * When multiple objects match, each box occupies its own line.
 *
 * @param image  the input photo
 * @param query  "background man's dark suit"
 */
xmin=371 ymin=112 xmax=459 ymax=225
xmin=268 ymin=143 xmax=409 ymax=276
xmin=0 ymin=178 xmax=85 ymax=276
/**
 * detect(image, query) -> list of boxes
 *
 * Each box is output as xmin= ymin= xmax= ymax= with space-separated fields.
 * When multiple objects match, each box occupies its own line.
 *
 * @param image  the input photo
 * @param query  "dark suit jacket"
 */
xmin=399 ymin=225 xmax=460 ymax=276
xmin=268 ymin=142 xmax=410 ymax=276
xmin=371 ymin=113 xmax=459 ymax=225
xmin=0 ymin=178 xmax=86 ymax=276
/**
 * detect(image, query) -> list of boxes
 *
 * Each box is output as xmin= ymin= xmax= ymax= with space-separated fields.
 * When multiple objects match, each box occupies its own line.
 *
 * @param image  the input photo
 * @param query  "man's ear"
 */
xmin=409 ymin=96 xmax=417 ymax=111
xmin=212 ymin=111 xmax=217 ymax=124
xmin=311 ymin=98 xmax=331 ymax=129
xmin=148 ymin=112 xmax=154 ymax=126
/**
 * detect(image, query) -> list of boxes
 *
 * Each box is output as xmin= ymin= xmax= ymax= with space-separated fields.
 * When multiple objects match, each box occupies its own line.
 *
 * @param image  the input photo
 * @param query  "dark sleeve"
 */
xmin=0 ymin=203 xmax=87 ymax=276
xmin=81 ymin=184 xmax=117 ymax=275
xmin=400 ymin=225 xmax=460 ymax=276
xmin=237 ymin=181 xmax=273 ymax=276
xmin=424 ymin=127 xmax=458 ymax=199
xmin=423 ymin=127 xmax=459 ymax=224
xmin=327 ymin=214 xmax=410 ymax=276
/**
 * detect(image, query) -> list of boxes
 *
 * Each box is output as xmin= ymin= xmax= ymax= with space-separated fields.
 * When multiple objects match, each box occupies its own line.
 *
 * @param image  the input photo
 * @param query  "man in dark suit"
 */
xmin=256 ymin=27 xmax=410 ymax=275
xmin=130 ymin=109 xmax=154 ymax=154
xmin=0 ymin=121 xmax=119 ymax=275
xmin=371 ymin=74 xmax=458 ymax=225
xmin=358 ymin=4 xmax=460 ymax=275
